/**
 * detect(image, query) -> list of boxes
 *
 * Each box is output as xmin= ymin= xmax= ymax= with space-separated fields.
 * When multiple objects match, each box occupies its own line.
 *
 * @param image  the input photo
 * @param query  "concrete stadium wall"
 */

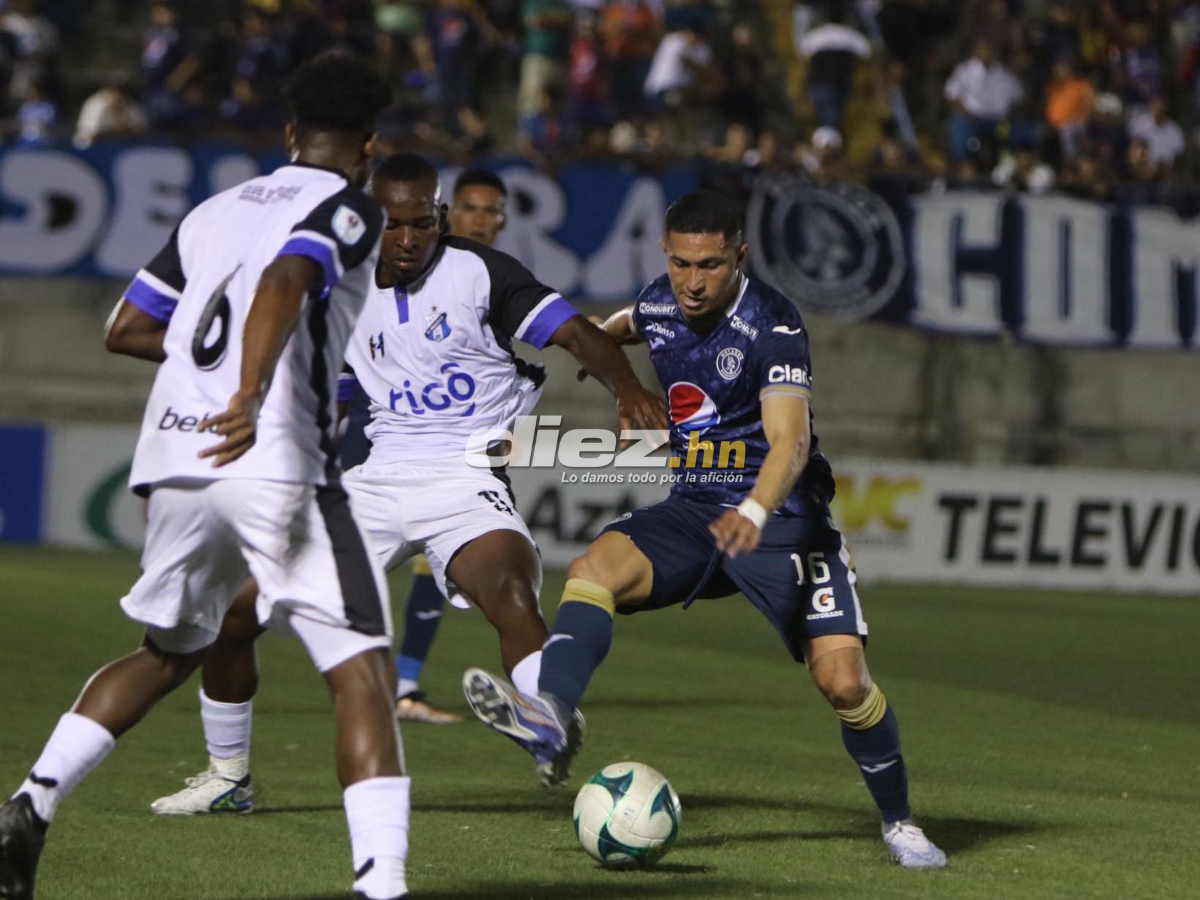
xmin=2 ymin=278 xmax=1197 ymax=473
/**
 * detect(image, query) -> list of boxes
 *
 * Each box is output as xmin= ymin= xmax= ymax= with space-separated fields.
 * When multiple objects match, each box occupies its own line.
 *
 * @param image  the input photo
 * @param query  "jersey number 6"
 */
xmin=192 ymin=267 xmax=239 ymax=370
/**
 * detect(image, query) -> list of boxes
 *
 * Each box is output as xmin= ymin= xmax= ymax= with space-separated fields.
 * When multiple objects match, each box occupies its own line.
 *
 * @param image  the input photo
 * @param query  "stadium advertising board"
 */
xmin=0 ymin=424 xmax=47 ymax=543
xmin=507 ymin=460 xmax=1200 ymax=595
xmin=14 ymin=422 xmax=1200 ymax=594
xmin=1 ymin=147 xmax=1197 ymax=347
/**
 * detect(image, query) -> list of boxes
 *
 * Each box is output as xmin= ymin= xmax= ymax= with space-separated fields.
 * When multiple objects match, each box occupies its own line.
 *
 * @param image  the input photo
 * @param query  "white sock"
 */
xmin=396 ymin=678 xmax=419 ymax=700
xmin=345 ymin=776 xmax=410 ymax=900
xmin=200 ymin=690 xmax=252 ymax=778
xmin=510 ymin=651 xmax=542 ymax=698
xmin=14 ymin=713 xmax=115 ymax=823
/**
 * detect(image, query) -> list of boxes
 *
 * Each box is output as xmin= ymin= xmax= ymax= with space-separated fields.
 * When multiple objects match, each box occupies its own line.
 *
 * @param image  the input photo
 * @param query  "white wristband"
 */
xmin=737 ymin=499 xmax=768 ymax=529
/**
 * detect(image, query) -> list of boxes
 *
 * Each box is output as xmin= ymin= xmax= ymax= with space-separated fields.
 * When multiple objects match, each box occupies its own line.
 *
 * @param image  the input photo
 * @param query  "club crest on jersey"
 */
xmin=424 ymin=311 xmax=451 ymax=342
xmin=669 ymin=382 xmax=721 ymax=437
xmin=332 ymin=204 xmax=366 ymax=245
xmin=369 ymin=332 xmax=385 ymax=359
xmin=716 ymin=347 xmax=744 ymax=380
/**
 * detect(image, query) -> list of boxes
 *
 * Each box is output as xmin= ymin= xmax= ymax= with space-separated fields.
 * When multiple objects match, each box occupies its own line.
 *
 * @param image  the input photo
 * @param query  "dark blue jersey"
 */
xmin=632 ymin=274 xmax=835 ymax=516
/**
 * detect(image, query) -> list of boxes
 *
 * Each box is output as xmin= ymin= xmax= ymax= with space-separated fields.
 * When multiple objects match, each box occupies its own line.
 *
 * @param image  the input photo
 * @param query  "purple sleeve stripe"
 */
xmin=337 ymin=374 xmax=359 ymax=403
xmin=278 ymin=237 xmax=339 ymax=292
xmin=125 ymin=277 xmax=178 ymax=323
xmin=521 ymin=296 xmax=580 ymax=349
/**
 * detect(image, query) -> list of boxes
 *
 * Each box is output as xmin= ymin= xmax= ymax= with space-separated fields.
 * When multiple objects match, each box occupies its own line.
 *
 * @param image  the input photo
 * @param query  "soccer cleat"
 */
xmin=537 ymin=703 xmax=585 ymax=788
xmin=150 ymin=765 xmax=254 ymax=816
xmin=395 ymin=692 xmax=463 ymax=725
xmin=463 ymin=668 xmax=579 ymax=785
xmin=0 ymin=794 xmax=46 ymax=900
xmin=353 ymin=893 xmax=407 ymax=899
xmin=882 ymin=819 xmax=947 ymax=869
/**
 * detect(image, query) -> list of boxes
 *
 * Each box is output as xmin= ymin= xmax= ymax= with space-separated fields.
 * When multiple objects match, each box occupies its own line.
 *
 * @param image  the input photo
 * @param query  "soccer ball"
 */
xmin=573 ymin=762 xmax=681 ymax=868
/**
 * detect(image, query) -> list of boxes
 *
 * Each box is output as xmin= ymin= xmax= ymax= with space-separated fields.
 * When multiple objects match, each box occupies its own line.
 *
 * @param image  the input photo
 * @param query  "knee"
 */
xmin=327 ymin=648 xmax=392 ymax=702
xmin=480 ymin=572 xmax=542 ymax=624
xmin=566 ymin=552 xmax=606 ymax=586
xmin=817 ymin=671 xmax=872 ymax=712
xmin=142 ymin=641 xmax=206 ymax=691
xmin=218 ymin=592 xmax=263 ymax=645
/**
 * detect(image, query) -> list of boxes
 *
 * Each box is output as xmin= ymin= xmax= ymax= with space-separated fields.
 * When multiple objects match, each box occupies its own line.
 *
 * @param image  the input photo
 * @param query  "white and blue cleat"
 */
xmin=150 ymin=763 xmax=254 ymax=816
xmin=462 ymin=668 xmax=584 ymax=787
xmin=882 ymin=819 xmax=947 ymax=869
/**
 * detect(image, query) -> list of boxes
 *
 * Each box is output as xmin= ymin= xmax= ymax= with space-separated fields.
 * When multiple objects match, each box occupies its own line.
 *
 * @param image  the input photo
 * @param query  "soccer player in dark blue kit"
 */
xmin=463 ymin=190 xmax=947 ymax=869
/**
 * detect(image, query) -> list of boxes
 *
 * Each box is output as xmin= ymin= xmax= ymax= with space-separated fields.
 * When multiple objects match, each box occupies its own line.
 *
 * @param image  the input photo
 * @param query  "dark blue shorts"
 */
xmin=602 ymin=496 xmax=867 ymax=662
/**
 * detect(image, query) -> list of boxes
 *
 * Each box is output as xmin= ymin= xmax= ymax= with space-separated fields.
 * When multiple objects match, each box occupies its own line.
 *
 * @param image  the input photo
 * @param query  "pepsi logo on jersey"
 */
xmin=668 ymin=382 xmax=721 ymax=436
xmin=388 ymin=362 xmax=477 ymax=417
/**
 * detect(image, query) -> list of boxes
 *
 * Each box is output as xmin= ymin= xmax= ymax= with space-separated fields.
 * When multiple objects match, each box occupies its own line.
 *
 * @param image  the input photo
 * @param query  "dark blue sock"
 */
xmin=841 ymin=705 xmax=912 ymax=824
xmin=394 ymin=574 xmax=444 ymax=688
xmin=538 ymin=601 xmax=613 ymax=710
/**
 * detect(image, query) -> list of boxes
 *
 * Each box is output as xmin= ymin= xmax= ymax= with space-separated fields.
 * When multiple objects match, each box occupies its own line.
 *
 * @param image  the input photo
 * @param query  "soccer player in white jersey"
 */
xmin=373 ymin=168 xmax=514 ymax=725
xmin=147 ymin=152 xmax=666 ymax=812
xmin=0 ymin=56 xmax=412 ymax=900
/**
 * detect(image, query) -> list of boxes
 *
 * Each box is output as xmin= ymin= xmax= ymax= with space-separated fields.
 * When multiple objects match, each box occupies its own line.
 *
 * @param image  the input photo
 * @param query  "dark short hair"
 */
xmin=371 ymin=152 xmax=441 ymax=194
xmin=453 ymin=168 xmax=508 ymax=199
xmin=664 ymin=190 xmax=744 ymax=244
xmin=283 ymin=52 xmax=393 ymax=138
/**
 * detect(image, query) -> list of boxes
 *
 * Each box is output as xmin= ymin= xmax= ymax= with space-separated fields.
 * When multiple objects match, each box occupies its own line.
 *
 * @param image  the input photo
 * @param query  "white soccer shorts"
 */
xmin=121 ymin=479 xmax=392 ymax=670
xmin=342 ymin=458 xmax=539 ymax=609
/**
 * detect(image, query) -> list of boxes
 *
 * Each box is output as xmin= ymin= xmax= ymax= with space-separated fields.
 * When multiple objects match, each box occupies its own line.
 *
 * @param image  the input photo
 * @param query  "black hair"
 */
xmin=371 ymin=152 xmax=441 ymax=192
xmin=283 ymin=52 xmax=393 ymax=138
xmin=453 ymin=168 xmax=508 ymax=199
xmin=663 ymin=190 xmax=743 ymax=243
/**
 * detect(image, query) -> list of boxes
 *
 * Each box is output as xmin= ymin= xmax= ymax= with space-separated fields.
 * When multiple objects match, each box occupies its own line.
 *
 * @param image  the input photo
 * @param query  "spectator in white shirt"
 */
xmin=1129 ymin=95 xmax=1186 ymax=168
xmin=944 ymin=40 xmax=1024 ymax=159
xmin=74 ymin=75 xmax=148 ymax=148
xmin=798 ymin=7 xmax=872 ymax=129
xmin=644 ymin=24 xmax=712 ymax=106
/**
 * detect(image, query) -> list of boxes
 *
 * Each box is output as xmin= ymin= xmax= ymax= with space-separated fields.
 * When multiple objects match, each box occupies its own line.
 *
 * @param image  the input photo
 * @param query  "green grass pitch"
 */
xmin=2 ymin=546 xmax=1199 ymax=899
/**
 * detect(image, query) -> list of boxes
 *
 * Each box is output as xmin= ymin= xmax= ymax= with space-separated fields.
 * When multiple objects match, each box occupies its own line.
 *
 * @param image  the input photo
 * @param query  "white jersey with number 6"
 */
xmin=125 ymin=162 xmax=384 ymax=493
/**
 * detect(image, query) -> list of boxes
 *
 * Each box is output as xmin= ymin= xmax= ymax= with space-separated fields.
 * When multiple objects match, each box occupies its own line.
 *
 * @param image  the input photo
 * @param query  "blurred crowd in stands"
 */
xmin=1 ymin=0 xmax=1199 ymax=204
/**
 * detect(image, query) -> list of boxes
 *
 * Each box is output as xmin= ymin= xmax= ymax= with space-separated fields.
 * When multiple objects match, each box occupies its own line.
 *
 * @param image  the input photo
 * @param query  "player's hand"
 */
xmin=576 ymin=316 xmax=607 ymax=382
xmin=709 ymin=508 xmax=762 ymax=559
xmin=198 ymin=389 xmax=263 ymax=468
xmin=616 ymin=383 xmax=668 ymax=437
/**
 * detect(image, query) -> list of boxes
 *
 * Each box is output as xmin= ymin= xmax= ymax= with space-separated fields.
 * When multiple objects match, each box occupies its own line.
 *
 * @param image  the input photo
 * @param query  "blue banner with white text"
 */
xmin=2 ymin=146 xmax=1199 ymax=348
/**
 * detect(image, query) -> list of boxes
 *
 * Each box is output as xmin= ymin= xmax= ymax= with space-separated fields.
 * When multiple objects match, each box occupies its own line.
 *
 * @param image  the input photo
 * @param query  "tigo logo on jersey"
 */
xmin=424 ymin=311 xmax=452 ymax=342
xmin=668 ymin=382 xmax=720 ymax=436
xmin=389 ymin=362 xmax=476 ymax=417
xmin=716 ymin=348 xmax=743 ymax=380
xmin=768 ymin=364 xmax=809 ymax=387
xmin=332 ymin=205 xmax=366 ymax=245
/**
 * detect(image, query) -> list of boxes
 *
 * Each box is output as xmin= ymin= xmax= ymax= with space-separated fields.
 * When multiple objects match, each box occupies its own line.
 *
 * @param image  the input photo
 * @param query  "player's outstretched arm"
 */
xmin=596 ymin=306 xmax=644 ymax=346
xmin=199 ymin=255 xmax=322 ymax=467
xmin=710 ymin=393 xmax=812 ymax=558
xmin=104 ymin=298 xmax=168 ymax=362
xmin=549 ymin=314 xmax=666 ymax=433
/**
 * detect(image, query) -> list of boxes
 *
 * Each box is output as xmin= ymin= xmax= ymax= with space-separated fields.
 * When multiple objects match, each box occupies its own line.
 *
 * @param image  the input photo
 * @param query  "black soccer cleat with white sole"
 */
xmin=0 ymin=794 xmax=46 ymax=900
